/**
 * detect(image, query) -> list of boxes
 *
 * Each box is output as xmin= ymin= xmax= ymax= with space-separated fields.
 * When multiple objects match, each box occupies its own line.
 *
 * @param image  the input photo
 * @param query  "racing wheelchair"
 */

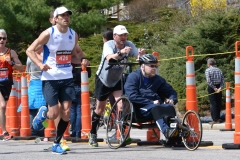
xmin=105 ymin=57 xmax=202 ymax=151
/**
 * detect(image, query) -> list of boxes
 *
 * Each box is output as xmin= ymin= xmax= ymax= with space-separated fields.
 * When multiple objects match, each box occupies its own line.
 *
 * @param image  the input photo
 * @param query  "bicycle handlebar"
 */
xmin=105 ymin=56 xmax=139 ymax=70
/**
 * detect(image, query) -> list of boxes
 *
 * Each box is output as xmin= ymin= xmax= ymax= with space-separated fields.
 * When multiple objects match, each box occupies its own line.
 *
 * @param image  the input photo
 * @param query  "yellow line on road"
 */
xmin=18 ymin=140 xmax=225 ymax=149
xmin=199 ymin=146 xmax=223 ymax=149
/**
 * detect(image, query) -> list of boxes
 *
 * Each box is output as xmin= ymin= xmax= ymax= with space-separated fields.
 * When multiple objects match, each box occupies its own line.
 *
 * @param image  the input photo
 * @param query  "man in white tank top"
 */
xmin=26 ymin=6 xmax=89 ymax=155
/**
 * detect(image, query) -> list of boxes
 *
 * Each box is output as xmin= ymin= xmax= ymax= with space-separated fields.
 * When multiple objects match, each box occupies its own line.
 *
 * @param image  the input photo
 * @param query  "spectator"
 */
xmin=205 ymin=58 xmax=225 ymax=124
xmin=26 ymin=53 xmax=45 ymax=137
xmin=102 ymin=29 xmax=113 ymax=43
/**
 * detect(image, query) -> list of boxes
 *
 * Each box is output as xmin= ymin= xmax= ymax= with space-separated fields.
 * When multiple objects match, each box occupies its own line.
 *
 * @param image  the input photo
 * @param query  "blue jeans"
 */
xmin=70 ymin=85 xmax=82 ymax=138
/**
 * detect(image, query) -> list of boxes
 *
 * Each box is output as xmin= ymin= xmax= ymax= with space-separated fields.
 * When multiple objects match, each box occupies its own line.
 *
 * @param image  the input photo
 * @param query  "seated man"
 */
xmin=124 ymin=54 xmax=179 ymax=145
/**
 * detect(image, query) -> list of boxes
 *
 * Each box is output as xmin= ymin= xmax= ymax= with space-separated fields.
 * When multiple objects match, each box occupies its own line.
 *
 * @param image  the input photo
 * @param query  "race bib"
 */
xmin=0 ymin=67 xmax=8 ymax=81
xmin=56 ymin=50 xmax=72 ymax=68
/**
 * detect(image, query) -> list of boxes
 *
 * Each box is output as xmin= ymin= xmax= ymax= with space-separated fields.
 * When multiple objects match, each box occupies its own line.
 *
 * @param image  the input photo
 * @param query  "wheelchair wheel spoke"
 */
xmin=106 ymin=96 xmax=133 ymax=149
xmin=181 ymin=110 xmax=202 ymax=151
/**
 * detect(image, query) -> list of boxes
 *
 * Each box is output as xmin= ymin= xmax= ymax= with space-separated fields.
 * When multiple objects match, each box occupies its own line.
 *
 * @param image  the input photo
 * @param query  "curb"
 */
xmin=202 ymin=123 xmax=235 ymax=130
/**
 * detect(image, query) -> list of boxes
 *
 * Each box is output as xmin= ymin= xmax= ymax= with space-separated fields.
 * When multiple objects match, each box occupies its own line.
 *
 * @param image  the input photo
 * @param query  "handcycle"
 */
xmin=105 ymin=57 xmax=202 ymax=151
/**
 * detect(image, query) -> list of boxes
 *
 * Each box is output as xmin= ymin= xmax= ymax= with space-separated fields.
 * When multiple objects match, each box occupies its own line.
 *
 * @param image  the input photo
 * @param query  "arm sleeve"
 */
xmin=124 ymin=73 xmax=153 ymax=106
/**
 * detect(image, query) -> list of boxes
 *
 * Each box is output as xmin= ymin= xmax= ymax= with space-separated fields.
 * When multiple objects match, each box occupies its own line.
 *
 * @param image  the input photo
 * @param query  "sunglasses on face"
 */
xmin=0 ymin=37 xmax=6 ymax=40
xmin=146 ymin=64 xmax=158 ymax=68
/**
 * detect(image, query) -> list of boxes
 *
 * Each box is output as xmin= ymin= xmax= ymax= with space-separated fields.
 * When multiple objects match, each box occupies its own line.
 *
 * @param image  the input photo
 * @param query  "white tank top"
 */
xmin=41 ymin=26 xmax=75 ymax=80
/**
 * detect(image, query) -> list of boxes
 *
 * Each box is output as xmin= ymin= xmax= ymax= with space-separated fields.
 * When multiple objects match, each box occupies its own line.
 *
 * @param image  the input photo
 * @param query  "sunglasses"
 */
xmin=0 ymin=37 xmax=6 ymax=40
xmin=146 ymin=64 xmax=158 ymax=68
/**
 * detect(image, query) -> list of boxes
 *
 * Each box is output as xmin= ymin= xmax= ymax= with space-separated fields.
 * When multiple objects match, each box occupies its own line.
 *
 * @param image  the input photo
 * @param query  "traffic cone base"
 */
xmin=146 ymin=128 xmax=160 ymax=142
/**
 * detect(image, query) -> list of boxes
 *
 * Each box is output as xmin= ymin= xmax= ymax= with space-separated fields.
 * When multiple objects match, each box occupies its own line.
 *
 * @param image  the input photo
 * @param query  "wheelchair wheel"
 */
xmin=106 ymin=96 xmax=133 ymax=149
xmin=181 ymin=110 xmax=202 ymax=151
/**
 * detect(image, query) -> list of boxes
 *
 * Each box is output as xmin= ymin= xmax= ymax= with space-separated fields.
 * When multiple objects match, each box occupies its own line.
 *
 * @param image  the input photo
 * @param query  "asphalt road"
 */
xmin=0 ymin=125 xmax=239 ymax=160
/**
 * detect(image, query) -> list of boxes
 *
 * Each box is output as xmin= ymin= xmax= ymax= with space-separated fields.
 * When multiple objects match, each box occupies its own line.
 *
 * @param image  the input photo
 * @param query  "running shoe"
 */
xmin=60 ymin=139 xmax=70 ymax=151
xmin=120 ymin=136 xmax=132 ymax=147
xmin=88 ymin=132 xmax=98 ymax=147
xmin=32 ymin=106 xmax=48 ymax=131
xmin=52 ymin=143 xmax=67 ymax=155
xmin=2 ymin=132 xmax=13 ymax=141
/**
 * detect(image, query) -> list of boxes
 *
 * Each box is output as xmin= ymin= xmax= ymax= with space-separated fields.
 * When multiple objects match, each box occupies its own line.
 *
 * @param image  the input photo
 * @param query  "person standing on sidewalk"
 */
xmin=26 ymin=6 xmax=89 ymax=154
xmin=0 ymin=29 xmax=24 ymax=140
xmin=205 ymin=58 xmax=225 ymax=124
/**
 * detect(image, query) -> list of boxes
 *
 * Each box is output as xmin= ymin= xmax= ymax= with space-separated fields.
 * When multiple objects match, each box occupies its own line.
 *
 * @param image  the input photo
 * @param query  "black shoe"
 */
xmin=209 ymin=119 xmax=220 ymax=125
xmin=164 ymin=138 xmax=175 ymax=147
xmin=164 ymin=128 xmax=179 ymax=139
xmin=164 ymin=136 xmax=182 ymax=147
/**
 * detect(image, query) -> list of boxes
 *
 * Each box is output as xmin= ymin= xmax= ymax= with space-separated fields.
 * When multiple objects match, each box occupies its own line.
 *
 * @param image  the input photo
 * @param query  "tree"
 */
xmin=121 ymin=0 xmax=176 ymax=22
xmin=0 ymin=0 xmax=130 ymax=62
xmin=156 ymin=8 xmax=240 ymax=114
xmin=0 ymin=0 xmax=52 ymax=62
xmin=190 ymin=0 xmax=227 ymax=16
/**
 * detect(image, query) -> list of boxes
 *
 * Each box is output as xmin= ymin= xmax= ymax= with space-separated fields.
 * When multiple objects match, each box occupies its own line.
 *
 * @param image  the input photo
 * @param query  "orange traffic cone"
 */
xmin=44 ymin=119 xmax=56 ymax=138
xmin=15 ymin=75 xmax=21 ymax=129
xmin=6 ymin=101 xmax=10 ymax=133
xmin=8 ymin=83 xmax=20 ymax=136
xmin=146 ymin=127 xmax=160 ymax=142
xmin=220 ymin=82 xmax=234 ymax=131
xmin=81 ymin=65 xmax=91 ymax=139
xmin=185 ymin=46 xmax=198 ymax=112
xmin=20 ymin=73 xmax=31 ymax=137
xmin=222 ymin=41 xmax=240 ymax=149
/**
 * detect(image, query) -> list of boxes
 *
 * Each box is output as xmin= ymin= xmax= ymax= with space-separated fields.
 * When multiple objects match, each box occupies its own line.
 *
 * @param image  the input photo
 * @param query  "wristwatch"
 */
xmin=117 ymin=51 xmax=122 ymax=56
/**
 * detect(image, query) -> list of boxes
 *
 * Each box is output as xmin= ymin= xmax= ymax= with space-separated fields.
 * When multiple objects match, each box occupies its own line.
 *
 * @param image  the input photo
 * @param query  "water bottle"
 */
xmin=34 ymin=137 xmax=41 ymax=143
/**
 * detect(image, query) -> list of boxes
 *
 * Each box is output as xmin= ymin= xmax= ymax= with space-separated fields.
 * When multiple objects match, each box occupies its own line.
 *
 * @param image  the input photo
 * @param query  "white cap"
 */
xmin=113 ymin=25 xmax=129 ymax=35
xmin=54 ymin=6 xmax=72 ymax=18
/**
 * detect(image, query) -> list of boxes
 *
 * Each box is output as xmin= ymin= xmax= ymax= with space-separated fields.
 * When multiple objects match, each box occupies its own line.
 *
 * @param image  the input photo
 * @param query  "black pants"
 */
xmin=208 ymin=85 xmax=222 ymax=121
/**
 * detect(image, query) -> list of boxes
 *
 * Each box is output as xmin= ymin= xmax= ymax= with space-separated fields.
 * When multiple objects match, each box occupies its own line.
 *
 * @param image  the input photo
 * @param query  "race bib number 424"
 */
xmin=56 ymin=50 xmax=72 ymax=68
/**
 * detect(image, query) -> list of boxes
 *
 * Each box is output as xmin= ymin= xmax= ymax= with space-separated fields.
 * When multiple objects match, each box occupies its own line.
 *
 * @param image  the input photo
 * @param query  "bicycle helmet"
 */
xmin=139 ymin=54 xmax=158 ymax=65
